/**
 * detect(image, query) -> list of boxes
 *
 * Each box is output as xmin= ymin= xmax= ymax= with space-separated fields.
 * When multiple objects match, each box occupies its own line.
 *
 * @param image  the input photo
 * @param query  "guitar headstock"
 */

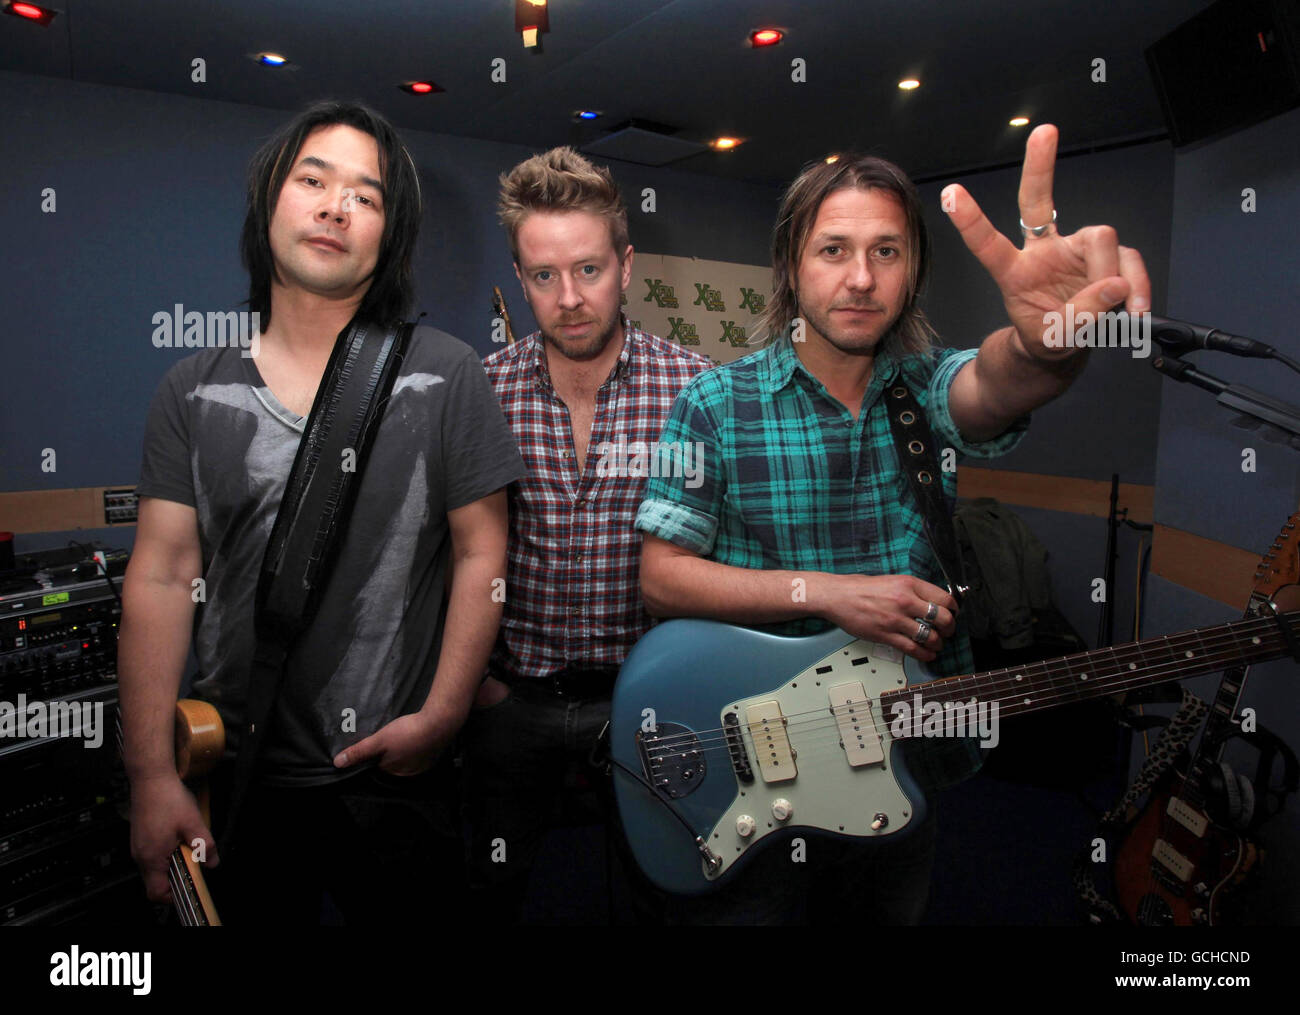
xmin=1253 ymin=511 xmax=1300 ymax=610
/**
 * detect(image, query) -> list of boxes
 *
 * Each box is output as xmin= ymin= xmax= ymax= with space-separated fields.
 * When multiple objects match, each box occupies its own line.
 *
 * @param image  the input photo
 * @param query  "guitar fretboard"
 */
xmin=879 ymin=610 xmax=1297 ymax=721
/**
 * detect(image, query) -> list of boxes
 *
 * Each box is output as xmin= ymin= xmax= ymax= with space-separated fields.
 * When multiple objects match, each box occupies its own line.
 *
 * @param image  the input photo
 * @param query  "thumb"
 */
xmin=334 ymin=728 xmax=384 ymax=769
xmin=180 ymin=820 xmax=220 ymax=868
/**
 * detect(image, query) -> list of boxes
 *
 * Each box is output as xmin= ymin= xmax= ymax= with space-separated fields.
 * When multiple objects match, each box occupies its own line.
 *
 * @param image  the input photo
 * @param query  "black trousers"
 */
xmin=204 ymin=759 xmax=464 ymax=927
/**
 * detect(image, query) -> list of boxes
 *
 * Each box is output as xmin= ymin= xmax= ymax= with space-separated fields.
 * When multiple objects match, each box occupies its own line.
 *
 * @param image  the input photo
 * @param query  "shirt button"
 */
xmin=574 ymin=552 xmax=583 ymax=562
xmin=574 ymin=498 xmax=585 ymax=507
xmin=571 ymin=606 xmax=582 ymax=616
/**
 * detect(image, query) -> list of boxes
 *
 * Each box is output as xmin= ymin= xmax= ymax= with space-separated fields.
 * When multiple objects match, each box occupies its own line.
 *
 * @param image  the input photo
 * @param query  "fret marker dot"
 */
xmin=1129 ymin=663 xmax=1137 ymax=670
xmin=1185 ymin=650 xmax=1194 ymax=658
xmin=1015 ymin=674 xmax=1024 ymax=682
xmin=1080 ymin=674 xmax=1088 ymax=680
xmin=1252 ymin=637 xmax=1261 ymax=645
xmin=1023 ymin=698 xmax=1031 ymax=706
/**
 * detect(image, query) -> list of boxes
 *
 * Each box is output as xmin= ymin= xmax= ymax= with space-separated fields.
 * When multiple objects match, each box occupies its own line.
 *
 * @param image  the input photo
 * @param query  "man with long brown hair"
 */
xmin=636 ymin=125 xmax=1150 ymax=923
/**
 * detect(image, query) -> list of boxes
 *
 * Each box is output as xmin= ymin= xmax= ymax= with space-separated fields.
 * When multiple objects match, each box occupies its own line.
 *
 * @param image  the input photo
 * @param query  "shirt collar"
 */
xmin=760 ymin=330 xmax=902 ymax=397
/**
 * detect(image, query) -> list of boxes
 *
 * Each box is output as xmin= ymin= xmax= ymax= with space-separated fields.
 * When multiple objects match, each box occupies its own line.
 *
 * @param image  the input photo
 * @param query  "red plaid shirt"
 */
xmin=483 ymin=320 xmax=713 ymax=681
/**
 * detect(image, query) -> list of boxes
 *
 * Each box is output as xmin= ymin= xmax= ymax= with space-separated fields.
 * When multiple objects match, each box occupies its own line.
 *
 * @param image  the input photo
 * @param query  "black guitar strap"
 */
xmin=883 ymin=380 xmax=970 ymax=605
xmin=224 ymin=316 xmax=414 ymax=846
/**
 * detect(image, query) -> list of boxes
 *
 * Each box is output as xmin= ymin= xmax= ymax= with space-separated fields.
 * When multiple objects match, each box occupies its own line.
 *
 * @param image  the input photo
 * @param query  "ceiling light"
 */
xmin=1009 ymin=116 xmax=1030 ymax=126
xmin=710 ymin=137 xmax=743 ymax=150
xmin=4 ymin=2 xmax=57 ymax=24
xmin=401 ymin=80 xmax=444 ymax=95
xmin=575 ymin=110 xmax=601 ymax=120
xmin=256 ymin=52 xmax=288 ymax=66
xmin=825 ymin=155 xmax=840 ymax=164
xmin=898 ymin=79 xmax=920 ymax=90
xmin=751 ymin=29 xmax=783 ymax=47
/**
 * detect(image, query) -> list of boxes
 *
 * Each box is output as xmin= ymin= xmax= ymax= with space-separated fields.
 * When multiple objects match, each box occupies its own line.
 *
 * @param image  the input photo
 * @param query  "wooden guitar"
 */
xmin=118 ymin=698 xmax=224 ymax=925
xmin=610 ymin=514 xmax=1299 ymax=895
xmin=1109 ymin=517 xmax=1300 ymax=924
xmin=168 ymin=698 xmax=224 ymax=926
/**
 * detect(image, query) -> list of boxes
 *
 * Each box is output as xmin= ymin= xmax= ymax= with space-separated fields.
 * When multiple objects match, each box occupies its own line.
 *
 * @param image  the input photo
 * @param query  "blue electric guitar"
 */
xmin=611 ymin=518 xmax=1299 ymax=895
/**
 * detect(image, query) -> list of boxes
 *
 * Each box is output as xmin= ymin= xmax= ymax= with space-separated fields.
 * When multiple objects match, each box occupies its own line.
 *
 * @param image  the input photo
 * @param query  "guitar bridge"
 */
xmin=636 ymin=722 xmax=706 ymax=799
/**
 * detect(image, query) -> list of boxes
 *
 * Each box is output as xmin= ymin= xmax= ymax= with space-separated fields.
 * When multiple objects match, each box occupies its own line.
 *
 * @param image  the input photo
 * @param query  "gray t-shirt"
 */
xmin=137 ymin=325 xmax=525 ymax=785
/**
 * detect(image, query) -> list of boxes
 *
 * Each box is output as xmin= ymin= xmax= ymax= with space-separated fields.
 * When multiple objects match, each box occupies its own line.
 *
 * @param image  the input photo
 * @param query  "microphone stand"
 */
xmin=1151 ymin=354 xmax=1300 ymax=452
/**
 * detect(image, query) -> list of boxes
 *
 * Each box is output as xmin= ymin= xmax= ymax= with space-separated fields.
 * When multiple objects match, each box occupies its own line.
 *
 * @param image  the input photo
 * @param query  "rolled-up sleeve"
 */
xmin=634 ymin=378 xmax=724 ymax=555
xmin=924 ymin=347 xmax=1029 ymax=459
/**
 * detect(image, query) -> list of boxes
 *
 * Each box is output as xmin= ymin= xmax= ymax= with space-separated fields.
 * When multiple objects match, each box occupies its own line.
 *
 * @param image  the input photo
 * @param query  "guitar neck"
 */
xmin=882 ymin=609 xmax=1298 ymax=721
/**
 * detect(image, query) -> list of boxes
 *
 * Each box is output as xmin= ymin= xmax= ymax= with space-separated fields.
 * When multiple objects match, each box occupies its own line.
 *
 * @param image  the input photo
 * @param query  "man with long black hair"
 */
xmin=119 ymin=101 xmax=524 ymax=924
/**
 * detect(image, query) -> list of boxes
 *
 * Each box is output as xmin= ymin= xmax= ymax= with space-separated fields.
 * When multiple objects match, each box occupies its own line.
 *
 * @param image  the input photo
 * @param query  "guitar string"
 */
xmin=639 ymin=613 xmax=1291 ymax=749
xmin=638 ymin=622 xmax=1292 ymax=761
xmin=167 ymin=853 xmax=200 ymax=926
xmin=642 ymin=631 xmax=1288 ymax=760
xmin=638 ymin=615 xmax=1292 ymax=757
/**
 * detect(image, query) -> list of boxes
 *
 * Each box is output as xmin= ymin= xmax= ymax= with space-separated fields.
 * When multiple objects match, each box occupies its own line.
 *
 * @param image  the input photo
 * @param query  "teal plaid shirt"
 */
xmin=634 ymin=333 xmax=1028 ymax=790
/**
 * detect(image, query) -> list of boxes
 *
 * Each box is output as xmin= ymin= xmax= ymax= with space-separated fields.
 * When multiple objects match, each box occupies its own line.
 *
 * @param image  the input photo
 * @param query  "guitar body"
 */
xmin=611 ymin=619 xmax=936 ymax=895
xmin=171 ymin=698 xmax=224 ymax=926
xmin=1112 ymin=782 xmax=1246 ymax=926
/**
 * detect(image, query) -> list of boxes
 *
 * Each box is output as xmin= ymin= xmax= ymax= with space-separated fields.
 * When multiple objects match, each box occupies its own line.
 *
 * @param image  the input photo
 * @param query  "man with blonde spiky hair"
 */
xmin=462 ymin=147 xmax=712 ymax=922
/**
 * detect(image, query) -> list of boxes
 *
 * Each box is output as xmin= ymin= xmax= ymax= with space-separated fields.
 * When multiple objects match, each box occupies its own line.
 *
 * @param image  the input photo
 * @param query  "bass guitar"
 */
xmin=119 ymin=698 xmax=224 ymax=925
xmin=611 ymin=514 xmax=1299 ymax=895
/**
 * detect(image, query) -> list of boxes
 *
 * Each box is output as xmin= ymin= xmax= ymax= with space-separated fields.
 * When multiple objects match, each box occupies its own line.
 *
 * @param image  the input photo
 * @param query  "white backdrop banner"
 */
xmin=623 ymin=253 xmax=775 ymax=366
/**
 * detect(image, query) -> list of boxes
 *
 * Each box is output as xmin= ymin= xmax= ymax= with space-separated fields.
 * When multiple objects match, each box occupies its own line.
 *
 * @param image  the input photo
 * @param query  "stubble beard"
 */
xmin=541 ymin=311 xmax=622 ymax=363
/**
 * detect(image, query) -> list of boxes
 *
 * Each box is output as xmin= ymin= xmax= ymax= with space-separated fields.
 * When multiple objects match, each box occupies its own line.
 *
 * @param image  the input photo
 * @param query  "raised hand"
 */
xmin=941 ymin=124 xmax=1151 ymax=359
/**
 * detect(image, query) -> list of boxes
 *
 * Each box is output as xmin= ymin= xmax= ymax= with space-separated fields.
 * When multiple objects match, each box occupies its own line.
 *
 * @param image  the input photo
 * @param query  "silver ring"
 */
xmin=1019 ymin=209 xmax=1057 ymax=238
xmin=911 ymin=620 xmax=932 ymax=645
xmin=924 ymin=601 xmax=939 ymax=623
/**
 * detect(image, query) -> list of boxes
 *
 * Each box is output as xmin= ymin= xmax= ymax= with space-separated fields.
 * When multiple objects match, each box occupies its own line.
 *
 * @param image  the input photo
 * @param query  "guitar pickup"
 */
xmin=1165 ymin=796 xmax=1208 ymax=837
xmin=745 ymin=700 xmax=797 ymax=784
xmin=1152 ymin=839 xmax=1194 ymax=882
xmin=828 ymin=682 xmax=883 ymax=767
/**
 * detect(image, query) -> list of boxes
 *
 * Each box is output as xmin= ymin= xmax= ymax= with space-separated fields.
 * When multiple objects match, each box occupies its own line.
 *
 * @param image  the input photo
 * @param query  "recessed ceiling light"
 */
xmin=255 ymin=52 xmax=289 ymax=66
xmin=575 ymin=110 xmax=601 ymax=120
xmin=898 ymin=79 xmax=920 ymax=90
xmin=4 ymin=2 xmax=56 ymax=24
xmin=1009 ymin=116 xmax=1030 ymax=127
xmin=751 ymin=29 xmax=783 ymax=47
xmin=400 ymin=80 xmax=444 ymax=95
xmin=710 ymin=137 xmax=743 ymax=150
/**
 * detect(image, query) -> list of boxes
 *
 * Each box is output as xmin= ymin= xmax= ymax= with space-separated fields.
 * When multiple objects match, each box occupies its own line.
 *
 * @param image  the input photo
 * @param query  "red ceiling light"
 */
xmin=750 ymin=28 xmax=783 ymax=47
xmin=5 ymin=2 xmax=58 ymax=24
xmin=400 ymin=80 xmax=444 ymax=95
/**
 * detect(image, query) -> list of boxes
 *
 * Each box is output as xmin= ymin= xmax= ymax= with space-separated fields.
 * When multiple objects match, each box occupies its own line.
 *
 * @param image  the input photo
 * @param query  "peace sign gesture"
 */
xmin=942 ymin=124 xmax=1151 ymax=359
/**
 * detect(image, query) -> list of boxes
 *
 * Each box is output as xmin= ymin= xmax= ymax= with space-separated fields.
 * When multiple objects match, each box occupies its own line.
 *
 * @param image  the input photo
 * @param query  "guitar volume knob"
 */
xmin=771 ymin=799 xmax=792 ymax=822
xmin=736 ymin=814 xmax=756 ymax=837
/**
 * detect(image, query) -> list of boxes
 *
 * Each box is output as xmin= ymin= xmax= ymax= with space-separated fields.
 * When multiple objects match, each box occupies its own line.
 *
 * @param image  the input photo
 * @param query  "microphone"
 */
xmin=1149 ymin=314 xmax=1275 ymax=358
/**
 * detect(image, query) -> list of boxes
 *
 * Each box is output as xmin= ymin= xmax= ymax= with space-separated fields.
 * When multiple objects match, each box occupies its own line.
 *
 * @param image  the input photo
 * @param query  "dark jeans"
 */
xmin=206 ymin=760 xmax=464 ymax=927
xmin=667 ymin=810 xmax=939 ymax=926
xmin=461 ymin=680 xmax=663 ymax=924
